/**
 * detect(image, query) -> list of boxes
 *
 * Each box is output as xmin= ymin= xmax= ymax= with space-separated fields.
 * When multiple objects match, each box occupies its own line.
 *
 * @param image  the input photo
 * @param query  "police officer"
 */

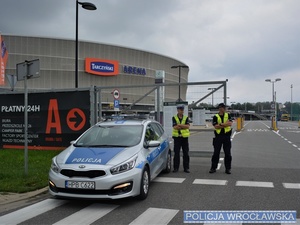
xmin=172 ymin=104 xmax=190 ymax=173
xmin=209 ymin=103 xmax=233 ymax=174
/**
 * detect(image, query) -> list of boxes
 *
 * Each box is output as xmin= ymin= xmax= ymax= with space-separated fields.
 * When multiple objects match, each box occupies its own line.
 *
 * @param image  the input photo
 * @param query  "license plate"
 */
xmin=65 ymin=181 xmax=95 ymax=189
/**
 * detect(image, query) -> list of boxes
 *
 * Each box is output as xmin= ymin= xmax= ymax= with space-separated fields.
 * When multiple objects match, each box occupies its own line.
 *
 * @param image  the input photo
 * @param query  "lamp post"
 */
xmin=75 ymin=0 xmax=97 ymax=88
xmin=231 ymin=101 xmax=236 ymax=110
xmin=208 ymin=88 xmax=216 ymax=107
xmin=265 ymin=78 xmax=281 ymax=130
xmin=171 ymin=65 xmax=189 ymax=102
xmin=291 ymin=84 xmax=293 ymax=121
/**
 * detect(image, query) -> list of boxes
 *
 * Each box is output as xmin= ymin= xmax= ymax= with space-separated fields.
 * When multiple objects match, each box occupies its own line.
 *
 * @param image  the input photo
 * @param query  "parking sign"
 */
xmin=114 ymin=100 xmax=120 ymax=111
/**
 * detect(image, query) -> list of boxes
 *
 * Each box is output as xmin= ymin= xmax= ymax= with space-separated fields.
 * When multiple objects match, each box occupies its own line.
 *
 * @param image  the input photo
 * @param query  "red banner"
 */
xmin=0 ymin=34 xmax=9 ymax=85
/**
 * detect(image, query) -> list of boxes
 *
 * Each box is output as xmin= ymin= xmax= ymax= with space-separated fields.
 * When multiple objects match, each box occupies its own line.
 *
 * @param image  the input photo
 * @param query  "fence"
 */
xmin=0 ymin=80 xmax=228 ymax=149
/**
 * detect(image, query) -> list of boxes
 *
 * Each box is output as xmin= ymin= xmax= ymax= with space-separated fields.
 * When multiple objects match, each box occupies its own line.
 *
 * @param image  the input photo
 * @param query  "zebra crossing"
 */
xmin=0 ymin=198 xmax=299 ymax=225
xmin=0 ymin=199 xmax=66 ymax=225
xmin=1 ymin=174 xmax=299 ymax=225
xmin=153 ymin=177 xmax=300 ymax=189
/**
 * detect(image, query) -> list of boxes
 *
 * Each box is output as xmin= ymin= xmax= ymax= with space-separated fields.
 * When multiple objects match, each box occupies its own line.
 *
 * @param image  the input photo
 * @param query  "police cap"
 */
xmin=218 ymin=103 xmax=227 ymax=108
xmin=176 ymin=104 xmax=185 ymax=109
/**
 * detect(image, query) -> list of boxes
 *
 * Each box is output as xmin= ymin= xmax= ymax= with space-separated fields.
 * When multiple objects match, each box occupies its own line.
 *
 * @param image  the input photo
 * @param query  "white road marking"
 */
xmin=193 ymin=179 xmax=228 ymax=186
xmin=236 ymin=181 xmax=274 ymax=188
xmin=0 ymin=199 xmax=66 ymax=225
xmin=283 ymin=183 xmax=300 ymax=189
xmin=247 ymin=129 xmax=269 ymax=132
xmin=53 ymin=203 xmax=118 ymax=225
xmin=153 ymin=177 xmax=185 ymax=183
xmin=216 ymin=158 xmax=224 ymax=170
xmin=276 ymin=129 xmax=300 ymax=152
xmin=0 ymin=196 xmax=298 ymax=225
xmin=231 ymin=131 xmax=237 ymax=140
xmin=129 ymin=207 xmax=179 ymax=225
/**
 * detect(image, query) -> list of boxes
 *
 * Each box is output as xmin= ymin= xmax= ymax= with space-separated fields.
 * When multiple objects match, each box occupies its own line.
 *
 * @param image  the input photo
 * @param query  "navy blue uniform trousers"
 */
xmin=211 ymin=134 xmax=232 ymax=170
xmin=173 ymin=137 xmax=190 ymax=170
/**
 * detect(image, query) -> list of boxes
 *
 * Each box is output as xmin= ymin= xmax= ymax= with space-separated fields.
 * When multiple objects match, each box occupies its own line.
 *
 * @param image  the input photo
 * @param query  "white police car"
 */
xmin=49 ymin=116 xmax=172 ymax=200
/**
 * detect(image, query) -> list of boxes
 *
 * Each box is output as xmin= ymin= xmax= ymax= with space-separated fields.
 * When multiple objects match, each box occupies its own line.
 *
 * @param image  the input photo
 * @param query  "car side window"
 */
xmin=152 ymin=123 xmax=163 ymax=138
xmin=146 ymin=123 xmax=162 ymax=141
xmin=145 ymin=125 xmax=155 ymax=142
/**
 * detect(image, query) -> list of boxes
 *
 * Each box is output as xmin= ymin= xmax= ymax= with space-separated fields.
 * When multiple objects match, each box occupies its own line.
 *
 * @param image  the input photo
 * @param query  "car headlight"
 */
xmin=110 ymin=155 xmax=138 ymax=175
xmin=51 ymin=157 xmax=60 ymax=173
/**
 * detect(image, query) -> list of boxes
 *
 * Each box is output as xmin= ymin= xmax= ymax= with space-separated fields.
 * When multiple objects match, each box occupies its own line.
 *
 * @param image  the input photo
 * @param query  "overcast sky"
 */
xmin=1 ymin=0 xmax=299 ymax=104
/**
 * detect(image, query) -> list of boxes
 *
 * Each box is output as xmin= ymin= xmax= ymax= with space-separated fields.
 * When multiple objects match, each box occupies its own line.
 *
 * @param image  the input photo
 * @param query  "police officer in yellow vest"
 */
xmin=172 ymin=104 xmax=190 ymax=173
xmin=209 ymin=103 xmax=233 ymax=174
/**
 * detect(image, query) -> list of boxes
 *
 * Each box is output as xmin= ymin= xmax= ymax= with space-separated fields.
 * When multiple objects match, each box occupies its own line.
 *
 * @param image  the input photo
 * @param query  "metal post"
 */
xmin=156 ymin=86 xmax=160 ymax=123
xmin=24 ymin=64 xmax=29 ymax=176
xmin=98 ymin=88 xmax=102 ymax=121
xmin=93 ymin=86 xmax=97 ymax=124
xmin=272 ymin=82 xmax=275 ymax=105
xmin=291 ymin=84 xmax=293 ymax=121
xmin=75 ymin=1 xmax=97 ymax=88
xmin=272 ymin=82 xmax=275 ymax=129
xmin=274 ymin=91 xmax=277 ymax=130
xmin=224 ymin=81 xmax=227 ymax=105
xmin=171 ymin=65 xmax=188 ymax=102
xmin=75 ymin=0 xmax=79 ymax=88
xmin=266 ymin=78 xmax=281 ymax=130
xmin=178 ymin=67 xmax=181 ymax=102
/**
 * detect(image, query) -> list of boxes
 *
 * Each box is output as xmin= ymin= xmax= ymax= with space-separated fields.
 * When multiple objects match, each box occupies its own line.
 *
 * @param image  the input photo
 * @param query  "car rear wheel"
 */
xmin=137 ymin=167 xmax=150 ymax=200
xmin=163 ymin=150 xmax=171 ymax=173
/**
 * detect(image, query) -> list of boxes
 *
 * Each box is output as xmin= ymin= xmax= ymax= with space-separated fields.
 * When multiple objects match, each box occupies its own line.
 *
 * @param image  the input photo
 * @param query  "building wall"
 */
xmin=2 ymin=35 xmax=189 ymax=104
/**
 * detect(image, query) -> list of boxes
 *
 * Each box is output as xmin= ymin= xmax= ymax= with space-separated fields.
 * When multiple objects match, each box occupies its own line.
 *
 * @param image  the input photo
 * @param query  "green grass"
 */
xmin=0 ymin=149 xmax=62 ymax=193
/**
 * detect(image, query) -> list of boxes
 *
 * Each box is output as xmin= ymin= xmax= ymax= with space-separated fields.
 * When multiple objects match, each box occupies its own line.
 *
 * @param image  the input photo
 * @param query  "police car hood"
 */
xmin=56 ymin=144 xmax=140 ymax=167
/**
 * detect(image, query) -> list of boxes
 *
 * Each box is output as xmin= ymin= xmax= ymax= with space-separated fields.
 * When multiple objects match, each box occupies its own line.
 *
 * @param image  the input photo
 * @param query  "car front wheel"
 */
xmin=163 ymin=150 xmax=171 ymax=173
xmin=137 ymin=167 xmax=150 ymax=200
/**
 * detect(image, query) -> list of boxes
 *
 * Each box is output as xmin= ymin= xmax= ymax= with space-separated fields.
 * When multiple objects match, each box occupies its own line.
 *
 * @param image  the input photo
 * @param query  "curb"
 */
xmin=0 ymin=187 xmax=48 ymax=205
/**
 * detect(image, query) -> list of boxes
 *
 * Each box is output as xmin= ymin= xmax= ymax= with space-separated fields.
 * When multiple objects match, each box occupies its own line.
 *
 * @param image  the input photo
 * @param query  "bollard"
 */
xmin=236 ymin=117 xmax=242 ymax=132
xmin=299 ymin=120 xmax=300 ymax=128
xmin=272 ymin=117 xmax=278 ymax=131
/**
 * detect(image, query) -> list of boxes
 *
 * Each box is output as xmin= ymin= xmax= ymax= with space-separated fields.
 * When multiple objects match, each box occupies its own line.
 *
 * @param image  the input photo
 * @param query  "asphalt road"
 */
xmin=0 ymin=120 xmax=299 ymax=225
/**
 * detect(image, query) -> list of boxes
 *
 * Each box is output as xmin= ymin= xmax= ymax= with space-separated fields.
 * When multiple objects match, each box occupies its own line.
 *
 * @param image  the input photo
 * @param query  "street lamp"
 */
xmin=265 ymin=78 xmax=281 ymax=129
xmin=171 ymin=65 xmax=189 ymax=102
xmin=291 ymin=84 xmax=293 ymax=121
xmin=231 ymin=101 xmax=236 ymax=110
xmin=75 ymin=1 xmax=97 ymax=88
xmin=208 ymin=88 xmax=216 ymax=107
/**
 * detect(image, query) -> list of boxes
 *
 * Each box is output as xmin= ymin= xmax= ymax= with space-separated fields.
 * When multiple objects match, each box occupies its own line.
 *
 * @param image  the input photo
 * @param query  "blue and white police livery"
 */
xmin=49 ymin=117 xmax=172 ymax=200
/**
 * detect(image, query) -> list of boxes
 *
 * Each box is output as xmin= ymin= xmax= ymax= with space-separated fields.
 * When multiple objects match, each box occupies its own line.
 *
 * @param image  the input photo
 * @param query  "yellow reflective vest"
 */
xmin=172 ymin=115 xmax=190 ymax=138
xmin=215 ymin=113 xmax=231 ymax=134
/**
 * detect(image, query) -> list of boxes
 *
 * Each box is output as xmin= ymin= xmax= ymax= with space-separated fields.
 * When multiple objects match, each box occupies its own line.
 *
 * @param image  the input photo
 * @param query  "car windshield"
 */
xmin=74 ymin=124 xmax=143 ymax=147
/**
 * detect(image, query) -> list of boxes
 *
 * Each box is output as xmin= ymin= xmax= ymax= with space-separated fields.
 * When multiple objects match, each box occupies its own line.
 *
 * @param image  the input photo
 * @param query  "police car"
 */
xmin=49 ymin=115 xmax=172 ymax=200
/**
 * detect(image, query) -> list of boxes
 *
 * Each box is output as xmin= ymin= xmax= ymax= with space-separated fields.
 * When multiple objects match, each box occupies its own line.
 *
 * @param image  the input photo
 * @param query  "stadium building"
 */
xmin=1 ymin=35 xmax=189 ymax=111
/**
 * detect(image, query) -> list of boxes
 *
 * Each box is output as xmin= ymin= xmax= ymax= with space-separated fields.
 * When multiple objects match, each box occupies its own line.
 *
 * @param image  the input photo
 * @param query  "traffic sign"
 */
xmin=114 ymin=100 xmax=120 ymax=108
xmin=114 ymin=100 xmax=120 ymax=111
xmin=112 ymin=89 xmax=120 ymax=99
xmin=16 ymin=59 xmax=40 ymax=81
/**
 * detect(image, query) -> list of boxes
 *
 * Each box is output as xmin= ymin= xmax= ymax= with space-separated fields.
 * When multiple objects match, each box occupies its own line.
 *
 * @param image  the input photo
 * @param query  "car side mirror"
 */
xmin=146 ymin=140 xmax=160 ymax=148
